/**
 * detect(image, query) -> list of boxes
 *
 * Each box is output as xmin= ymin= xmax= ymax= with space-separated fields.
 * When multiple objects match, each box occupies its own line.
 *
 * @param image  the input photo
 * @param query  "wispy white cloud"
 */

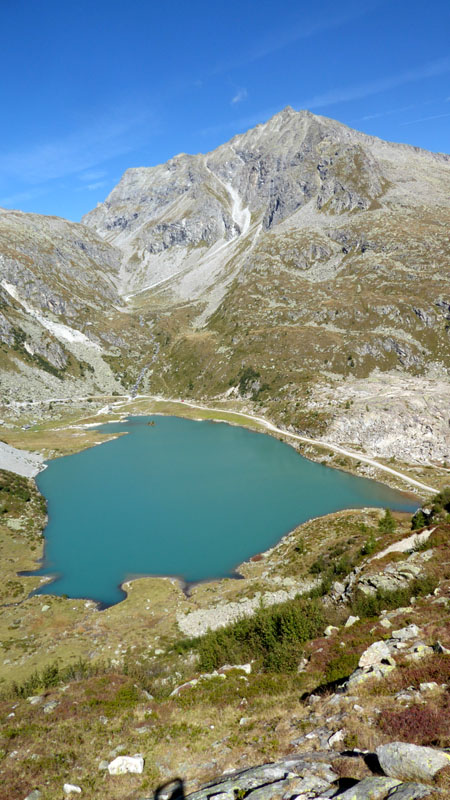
xmin=0 ymin=187 xmax=47 ymax=208
xmin=202 ymin=56 xmax=450 ymax=141
xmin=360 ymin=103 xmax=418 ymax=121
xmin=300 ymin=56 xmax=450 ymax=110
xmin=399 ymin=111 xmax=450 ymax=126
xmin=0 ymin=109 xmax=152 ymax=185
xmin=231 ymin=88 xmax=248 ymax=105
xmin=78 ymin=169 xmax=108 ymax=182
xmin=211 ymin=1 xmax=383 ymax=75
xmin=77 ymin=181 xmax=108 ymax=192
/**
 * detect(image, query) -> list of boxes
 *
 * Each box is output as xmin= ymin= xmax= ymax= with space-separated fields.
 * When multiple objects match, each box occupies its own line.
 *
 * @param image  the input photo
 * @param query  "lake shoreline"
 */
xmin=31 ymin=413 xmax=418 ymax=608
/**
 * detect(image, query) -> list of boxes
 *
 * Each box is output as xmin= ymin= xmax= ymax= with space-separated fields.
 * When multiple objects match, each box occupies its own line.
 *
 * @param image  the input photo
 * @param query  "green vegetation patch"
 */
xmin=350 ymin=574 xmax=438 ymax=619
xmin=175 ymin=596 xmax=325 ymax=673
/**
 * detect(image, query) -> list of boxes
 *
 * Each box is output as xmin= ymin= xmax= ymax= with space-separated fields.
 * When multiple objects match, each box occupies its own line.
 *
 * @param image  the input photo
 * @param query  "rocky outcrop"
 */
xmin=331 ymin=549 xmax=434 ymax=605
xmin=346 ymin=626 xmax=438 ymax=691
xmin=147 ymin=743 xmax=448 ymax=800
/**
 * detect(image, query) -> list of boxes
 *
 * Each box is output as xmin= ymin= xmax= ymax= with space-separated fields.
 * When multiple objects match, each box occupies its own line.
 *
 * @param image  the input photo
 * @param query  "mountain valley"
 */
xmin=0 ymin=108 xmax=450 ymax=800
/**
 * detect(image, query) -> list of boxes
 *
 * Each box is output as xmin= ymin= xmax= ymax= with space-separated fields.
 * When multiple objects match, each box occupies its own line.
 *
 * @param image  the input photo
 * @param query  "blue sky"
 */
xmin=1 ymin=0 xmax=449 ymax=221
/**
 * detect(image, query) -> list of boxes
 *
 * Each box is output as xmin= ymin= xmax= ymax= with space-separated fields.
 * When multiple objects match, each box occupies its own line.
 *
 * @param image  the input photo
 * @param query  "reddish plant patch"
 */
xmin=379 ymin=696 xmax=450 ymax=747
xmin=389 ymin=654 xmax=450 ymax=692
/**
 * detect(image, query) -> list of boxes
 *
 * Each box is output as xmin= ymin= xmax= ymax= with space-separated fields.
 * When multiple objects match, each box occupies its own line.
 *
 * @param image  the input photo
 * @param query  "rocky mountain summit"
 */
xmin=83 ymin=107 xmax=449 ymax=305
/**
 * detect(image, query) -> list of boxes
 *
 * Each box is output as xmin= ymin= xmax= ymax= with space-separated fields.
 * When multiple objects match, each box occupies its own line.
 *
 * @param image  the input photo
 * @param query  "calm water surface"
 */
xmin=29 ymin=416 xmax=417 ymax=606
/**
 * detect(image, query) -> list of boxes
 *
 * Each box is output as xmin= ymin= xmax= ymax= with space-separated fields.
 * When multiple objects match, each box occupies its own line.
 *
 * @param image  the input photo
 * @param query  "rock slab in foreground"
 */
xmin=386 ymin=783 xmax=442 ymax=799
xmin=376 ymin=742 xmax=450 ymax=782
xmin=334 ymin=776 xmax=401 ymax=799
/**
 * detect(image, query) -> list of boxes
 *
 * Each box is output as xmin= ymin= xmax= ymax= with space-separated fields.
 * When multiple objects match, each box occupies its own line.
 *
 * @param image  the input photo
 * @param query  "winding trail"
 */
xmin=140 ymin=396 xmax=437 ymax=494
xmin=6 ymin=393 xmax=438 ymax=493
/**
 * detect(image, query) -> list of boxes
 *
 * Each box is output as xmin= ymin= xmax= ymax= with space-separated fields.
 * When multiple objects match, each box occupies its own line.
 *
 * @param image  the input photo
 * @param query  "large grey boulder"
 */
xmin=386 ymin=782 xmax=442 ymax=798
xmin=186 ymin=756 xmax=338 ymax=800
xmin=332 ymin=776 xmax=401 ymax=798
xmin=376 ymin=742 xmax=450 ymax=782
xmin=359 ymin=641 xmax=394 ymax=668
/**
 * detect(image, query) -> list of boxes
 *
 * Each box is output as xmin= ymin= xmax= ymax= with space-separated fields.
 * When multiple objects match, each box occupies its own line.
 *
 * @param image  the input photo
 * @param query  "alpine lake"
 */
xmin=28 ymin=415 xmax=418 ymax=607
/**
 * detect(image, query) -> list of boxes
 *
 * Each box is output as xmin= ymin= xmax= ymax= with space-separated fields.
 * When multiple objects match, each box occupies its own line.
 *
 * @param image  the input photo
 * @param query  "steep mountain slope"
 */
xmin=0 ymin=209 xmax=136 ymax=400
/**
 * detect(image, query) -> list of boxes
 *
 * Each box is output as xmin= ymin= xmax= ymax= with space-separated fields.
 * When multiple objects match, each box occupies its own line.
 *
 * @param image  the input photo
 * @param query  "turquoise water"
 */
xmin=28 ymin=415 xmax=417 ymax=607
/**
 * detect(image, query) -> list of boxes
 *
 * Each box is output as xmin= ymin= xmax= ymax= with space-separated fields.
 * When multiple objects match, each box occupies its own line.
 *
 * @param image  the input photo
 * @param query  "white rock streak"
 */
xmin=224 ymin=181 xmax=251 ymax=236
xmin=1 ymin=280 xmax=100 ymax=349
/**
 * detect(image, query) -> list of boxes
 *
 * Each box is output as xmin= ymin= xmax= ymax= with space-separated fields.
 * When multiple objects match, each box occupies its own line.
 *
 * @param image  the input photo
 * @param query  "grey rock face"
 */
xmin=0 ymin=310 xmax=14 ymax=344
xmin=386 ymin=783 xmax=442 ymax=799
xmin=376 ymin=742 xmax=450 ymax=782
xmin=333 ymin=776 xmax=401 ymax=799
xmin=0 ymin=209 xmax=122 ymax=316
xmin=186 ymin=755 xmax=339 ymax=800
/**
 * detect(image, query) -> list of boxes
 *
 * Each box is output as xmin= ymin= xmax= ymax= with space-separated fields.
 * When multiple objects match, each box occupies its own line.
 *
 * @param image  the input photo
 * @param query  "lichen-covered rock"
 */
xmin=244 ymin=780 xmax=292 ymax=800
xmin=282 ymin=774 xmax=331 ymax=797
xmin=392 ymin=625 xmax=421 ymax=641
xmin=186 ymin=756 xmax=338 ymax=800
xmin=359 ymin=641 xmax=394 ymax=668
xmin=386 ymin=782 xmax=442 ymax=798
xmin=376 ymin=742 xmax=450 ymax=782
xmin=332 ymin=776 xmax=401 ymax=798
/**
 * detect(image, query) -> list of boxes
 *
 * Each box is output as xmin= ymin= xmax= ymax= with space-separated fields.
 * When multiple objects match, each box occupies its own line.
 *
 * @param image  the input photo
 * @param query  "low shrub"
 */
xmin=350 ymin=575 xmax=437 ymax=618
xmin=324 ymin=651 xmax=360 ymax=685
xmin=7 ymin=658 xmax=102 ymax=699
xmin=177 ymin=596 xmax=325 ymax=673
xmin=376 ymin=654 xmax=450 ymax=694
xmin=378 ymin=508 xmax=396 ymax=534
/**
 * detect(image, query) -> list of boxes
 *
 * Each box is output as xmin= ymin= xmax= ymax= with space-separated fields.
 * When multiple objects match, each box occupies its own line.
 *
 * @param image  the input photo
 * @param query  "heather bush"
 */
xmin=379 ymin=697 xmax=450 ymax=747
